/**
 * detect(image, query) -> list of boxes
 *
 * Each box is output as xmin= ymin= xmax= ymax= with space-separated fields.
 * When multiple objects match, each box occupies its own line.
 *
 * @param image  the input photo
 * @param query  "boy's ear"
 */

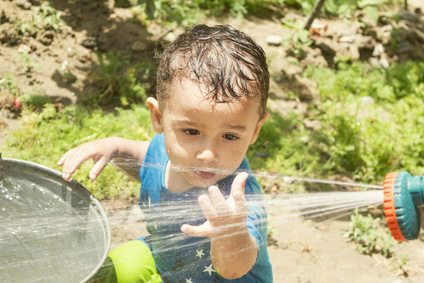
xmin=250 ymin=111 xmax=269 ymax=145
xmin=146 ymin=97 xmax=164 ymax=134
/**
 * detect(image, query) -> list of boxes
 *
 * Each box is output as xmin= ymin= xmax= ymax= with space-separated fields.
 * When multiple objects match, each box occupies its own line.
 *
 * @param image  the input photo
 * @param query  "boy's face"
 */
xmin=148 ymin=79 xmax=268 ymax=189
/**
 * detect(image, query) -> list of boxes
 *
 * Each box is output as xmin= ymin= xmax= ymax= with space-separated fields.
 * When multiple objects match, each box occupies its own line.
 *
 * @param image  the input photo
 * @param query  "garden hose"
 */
xmin=383 ymin=172 xmax=424 ymax=241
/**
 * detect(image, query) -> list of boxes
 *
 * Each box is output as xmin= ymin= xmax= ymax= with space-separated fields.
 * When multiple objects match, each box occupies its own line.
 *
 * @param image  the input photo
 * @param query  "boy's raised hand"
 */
xmin=181 ymin=172 xmax=249 ymax=239
xmin=58 ymin=139 xmax=117 ymax=181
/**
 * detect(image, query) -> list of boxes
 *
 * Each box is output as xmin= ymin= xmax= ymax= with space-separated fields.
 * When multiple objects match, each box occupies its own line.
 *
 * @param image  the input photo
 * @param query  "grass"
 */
xmin=1 ymin=104 xmax=155 ymax=200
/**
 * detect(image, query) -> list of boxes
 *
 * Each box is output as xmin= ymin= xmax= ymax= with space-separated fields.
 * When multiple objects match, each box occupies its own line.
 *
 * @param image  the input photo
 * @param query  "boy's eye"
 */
xmin=223 ymin=133 xmax=239 ymax=140
xmin=184 ymin=129 xmax=200 ymax=136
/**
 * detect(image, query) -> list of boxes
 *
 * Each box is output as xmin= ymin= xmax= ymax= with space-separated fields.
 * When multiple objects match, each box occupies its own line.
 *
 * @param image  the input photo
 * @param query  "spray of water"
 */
xmin=1 ymin=158 xmax=385 ymax=282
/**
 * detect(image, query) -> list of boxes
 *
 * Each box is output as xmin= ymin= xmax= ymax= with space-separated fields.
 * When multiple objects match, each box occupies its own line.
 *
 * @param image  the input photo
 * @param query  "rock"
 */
xmin=349 ymin=44 xmax=360 ymax=61
xmin=369 ymin=57 xmax=381 ymax=68
xmin=266 ymin=35 xmax=282 ymax=46
xmin=398 ymin=9 xmax=419 ymax=23
xmin=1 ymin=10 xmax=8 ymax=24
xmin=79 ymin=49 xmax=92 ymax=63
xmin=15 ymin=0 xmax=32 ymax=10
xmin=357 ymin=35 xmax=374 ymax=49
xmin=17 ymin=43 xmax=30 ymax=53
xmin=363 ymin=28 xmax=378 ymax=41
xmin=163 ymin=32 xmax=176 ymax=43
xmin=131 ymin=41 xmax=148 ymax=52
xmin=312 ymin=37 xmax=337 ymax=61
xmin=379 ymin=56 xmax=390 ymax=69
xmin=82 ymin=37 xmax=97 ymax=49
xmin=339 ymin=35 xmax=355 ymax=43
xmin=303 ymin=48 xmax=328 ymax=68
xmin=38 ymin=30 xmax=54 ymax=46
xmin=295 ymin=76 xmax=319 ymax=103
xmin=280 ymin=60 xmax=302 ymax=80
xmin=0 ymin=25 xmax=8 ymax=43
xmin=372 ymin=43 xmax=384 ymax=57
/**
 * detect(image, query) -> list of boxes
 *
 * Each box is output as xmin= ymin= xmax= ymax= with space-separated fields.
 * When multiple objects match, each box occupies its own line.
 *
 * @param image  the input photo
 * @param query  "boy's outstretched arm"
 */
xmin=58 ymin=137 xmax=149 ymax=182
xmin=181 ymin=172 xmax=258 ymax=279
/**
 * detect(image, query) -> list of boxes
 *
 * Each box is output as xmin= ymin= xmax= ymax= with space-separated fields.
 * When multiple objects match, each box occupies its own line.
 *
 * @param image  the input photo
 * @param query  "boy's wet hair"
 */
xmin=157 ymin=24 xmax=269 ymax=116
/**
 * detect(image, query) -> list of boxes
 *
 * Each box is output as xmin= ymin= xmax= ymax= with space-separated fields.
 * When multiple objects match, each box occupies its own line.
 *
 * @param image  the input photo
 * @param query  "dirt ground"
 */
xmin=2 ymin=0 xmax=424 ymax=282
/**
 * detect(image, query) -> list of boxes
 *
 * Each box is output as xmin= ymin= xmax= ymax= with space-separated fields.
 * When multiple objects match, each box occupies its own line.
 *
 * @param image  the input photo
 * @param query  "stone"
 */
xmin=15 ymin=0 xmax=31 ymax=10
xmin=379 ymin=56 xmax=390 ymax=69
xmin=82 ymin=37 xmax=97 ymax=49
xmin=39 ymin=30 xmax=54 ymax=46
xmin=372 ymin=43 xmax=384 ymax=57
xmin=369 ymin=57 xmax=381 ymax=68
xmin=1 ymin=10 xmax=8 ymax=24
xmin=266 ymin=35 xmax=282 ymax=46
xmin=339 ymin=35 xmax=355 ymax=43
xmin=163 ymin=32 xmax=176 ymax=43
xmin=398 ymin=9 xmax=419 ymax=23
xmin=131 ymin=41 xmax=148 ymax=52
xmin=296 ymin=76 xmax=319 ymax=102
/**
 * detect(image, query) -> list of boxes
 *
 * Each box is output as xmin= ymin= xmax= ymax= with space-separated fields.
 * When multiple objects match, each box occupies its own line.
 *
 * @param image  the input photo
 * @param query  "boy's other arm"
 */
xmin=58 ymin=137 xmax=149 ymax=182
xmin=181 ymin=173 xmax=258 ymax=279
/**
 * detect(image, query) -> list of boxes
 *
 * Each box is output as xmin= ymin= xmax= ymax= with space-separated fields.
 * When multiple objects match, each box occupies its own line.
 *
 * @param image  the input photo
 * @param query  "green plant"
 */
xmin=36 ymin=4 xmax=65 ymax=31
xmin=390 ymin=255 xmax=410 ymax=276
xmin=13 ymin=15 xmax=39 ymax=37
xmin=15 ymin=50 xmax=42 ymax=74
xmin=344 ymin=209 xmax=395 ymax=257
xmin=132 ymin=0 xmax=284 ymax=26
xmin=0 ymin=73 xmax=20 ymax=97
xmin=282 ymin=19 xmax=313 ymax=58
xmin=2 ymin=103 xmax=156 ymax=200
xmin=87 ymin=52 xmax=153 ymax=106
xmin=19 ymin=89 xmax=52 ymax=109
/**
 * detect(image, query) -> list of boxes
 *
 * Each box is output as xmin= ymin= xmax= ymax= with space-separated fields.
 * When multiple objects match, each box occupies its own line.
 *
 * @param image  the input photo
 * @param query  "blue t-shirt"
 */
xmin=139 ymin=133 xmax=273 ymax=282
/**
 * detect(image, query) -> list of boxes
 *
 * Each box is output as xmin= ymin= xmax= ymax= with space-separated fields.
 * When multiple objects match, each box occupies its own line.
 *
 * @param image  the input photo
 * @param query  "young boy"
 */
xmin=59 ymin=24 xmax=273 ymax=282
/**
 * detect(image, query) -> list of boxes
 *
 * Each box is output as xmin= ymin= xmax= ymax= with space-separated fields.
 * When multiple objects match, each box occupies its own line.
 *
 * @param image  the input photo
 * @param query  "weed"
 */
xmin=19 ymin=89 xmax=52 ymax=109
xmin=390 ymin=255 xmax=410 ymax=277
xmin=0 ymin=73 xmax=20 ymax=97
xmin=36 ymin=4 xmax=65 ymax=31
xmin=87 ymin=52 xmax=153 ymax=106
xmin=14 ymin=15 xmax=39 ymax=37
xmin=15 ymin=50 xmax=42 ymax=74
xmin=132 ymin=0 xmax=284 ymax=26
xmin=282 ymin=19 xmax=312 ymax=59
xmin=344 ymin=209 xmax=395 ymax=257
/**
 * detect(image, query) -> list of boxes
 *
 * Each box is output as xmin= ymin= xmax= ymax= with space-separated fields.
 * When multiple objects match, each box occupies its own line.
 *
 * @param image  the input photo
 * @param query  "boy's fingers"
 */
xmin=57 ymin=148 xmax=74 ymax=166
xmin=231 ymin=172 xmax=248 ymax=197
xmin=234 ymin=191 xmax=248 ymax=214
xmin=89 ymin=156 xmax=109 ymax=180
xmin=181 ymin=223 xmax=209 ymax=238
xmin=208 ymin=186 xmax=226 ymax=209
xmin=198 ymin=194 xmax=217 ymax=221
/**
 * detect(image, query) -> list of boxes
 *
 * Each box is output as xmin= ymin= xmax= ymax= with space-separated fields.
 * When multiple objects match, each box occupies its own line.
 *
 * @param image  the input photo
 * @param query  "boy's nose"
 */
xmin=196 ymin=143 xmax=218 ymax=162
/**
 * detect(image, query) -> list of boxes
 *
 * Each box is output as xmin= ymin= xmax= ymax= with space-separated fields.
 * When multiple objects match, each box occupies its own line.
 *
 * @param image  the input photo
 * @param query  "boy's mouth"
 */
xmin=194 ymin=170 xmax=216 ymax=179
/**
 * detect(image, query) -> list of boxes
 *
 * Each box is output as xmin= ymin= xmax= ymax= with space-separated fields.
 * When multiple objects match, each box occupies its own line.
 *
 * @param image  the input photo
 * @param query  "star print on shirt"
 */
xmin=185 ymin=279 xmax=193 ymax=283
xmin=196 ymin=249 xmax=205 ymax=259
xmin=203 ymin=264 xmax=216 ymax=276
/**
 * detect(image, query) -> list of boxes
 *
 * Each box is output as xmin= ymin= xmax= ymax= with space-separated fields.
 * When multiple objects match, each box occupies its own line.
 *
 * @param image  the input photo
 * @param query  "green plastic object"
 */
xmin=383 ymin=171 xmax=424 ymax=241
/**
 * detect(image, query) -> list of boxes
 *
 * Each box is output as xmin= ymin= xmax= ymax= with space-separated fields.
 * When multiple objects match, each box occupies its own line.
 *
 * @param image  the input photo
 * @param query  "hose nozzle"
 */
xmin=383 ymin=172 xmax=424 ymax=241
